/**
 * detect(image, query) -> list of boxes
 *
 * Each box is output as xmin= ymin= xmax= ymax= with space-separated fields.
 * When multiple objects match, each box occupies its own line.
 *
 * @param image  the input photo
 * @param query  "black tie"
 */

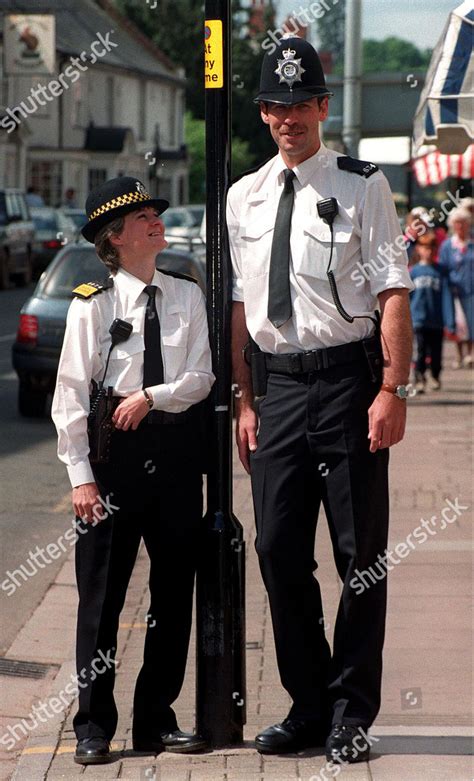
xmin=143 ymin=285 xmax=164 ymax=388
xmin=268 ymin=168 xmax=296 ymax=328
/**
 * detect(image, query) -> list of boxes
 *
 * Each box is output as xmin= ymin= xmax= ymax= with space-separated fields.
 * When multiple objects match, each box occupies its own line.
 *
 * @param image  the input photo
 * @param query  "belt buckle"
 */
xmin=289 ymin=353 xmax=303 ymax=373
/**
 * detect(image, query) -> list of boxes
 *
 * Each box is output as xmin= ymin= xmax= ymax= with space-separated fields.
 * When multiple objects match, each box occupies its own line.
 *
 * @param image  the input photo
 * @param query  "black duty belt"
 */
xmin=146 ymin=409 xmax=192 ymax=426
xmin=264 ymin=336 xmax=379 ymax=375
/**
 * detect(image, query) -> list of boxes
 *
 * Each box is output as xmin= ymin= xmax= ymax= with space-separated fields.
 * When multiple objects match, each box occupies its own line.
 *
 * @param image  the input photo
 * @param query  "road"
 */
xmin=0 ymin=285 xmax=71 ymax=656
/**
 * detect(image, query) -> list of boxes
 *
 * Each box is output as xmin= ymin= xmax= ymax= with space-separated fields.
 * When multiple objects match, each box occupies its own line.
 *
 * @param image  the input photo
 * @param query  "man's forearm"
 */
xmin=378 ymin=289 xmax=413 ymax=385
xmin=231 ymin=302 xmax=254 ymax=406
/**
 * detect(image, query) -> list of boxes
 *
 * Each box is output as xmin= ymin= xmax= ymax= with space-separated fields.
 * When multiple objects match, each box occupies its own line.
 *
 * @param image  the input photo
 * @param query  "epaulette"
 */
xmin=72 ymin=277 xmax=114 ymax=300
xmin=231 ymin=156 xmax=273 ymax=185
xmin=157 ymin=268 xmax=197 ymax=285
xmin=337 ymin=156 xmax=379 ymax=178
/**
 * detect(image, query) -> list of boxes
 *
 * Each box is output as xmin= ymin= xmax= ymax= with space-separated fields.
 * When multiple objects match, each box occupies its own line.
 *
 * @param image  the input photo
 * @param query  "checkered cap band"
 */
xmin=89 ymin=190 xmax=151 ymax=221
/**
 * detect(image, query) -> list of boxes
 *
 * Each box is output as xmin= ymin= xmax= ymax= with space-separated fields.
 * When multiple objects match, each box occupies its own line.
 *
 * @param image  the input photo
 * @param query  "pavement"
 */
xmin=1 ymin=345 xmax=473 ymax=781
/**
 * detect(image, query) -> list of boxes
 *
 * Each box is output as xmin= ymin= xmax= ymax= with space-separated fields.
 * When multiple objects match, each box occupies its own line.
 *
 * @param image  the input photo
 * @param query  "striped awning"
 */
xmin=411 ymin=143 xmax=474 ymax=186
xmin=412 ymin=1 xmax=474 ymax=156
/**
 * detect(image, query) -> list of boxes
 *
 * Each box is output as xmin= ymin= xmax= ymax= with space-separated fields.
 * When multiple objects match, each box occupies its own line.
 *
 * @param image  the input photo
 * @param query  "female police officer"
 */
xmin=52 ymin=176 xmax=214 ymax=764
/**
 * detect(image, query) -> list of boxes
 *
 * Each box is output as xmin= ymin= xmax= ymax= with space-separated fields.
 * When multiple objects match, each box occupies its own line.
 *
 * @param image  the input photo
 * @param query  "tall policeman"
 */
xmin=52 ymin=177 xmax=214 ymax=764
xmin=227 ymin=38 xmax=414 ymax=763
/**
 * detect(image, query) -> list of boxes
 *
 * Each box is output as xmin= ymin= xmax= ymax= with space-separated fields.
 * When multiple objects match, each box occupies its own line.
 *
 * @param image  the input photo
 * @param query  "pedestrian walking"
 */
xmin=438 ymin=207 xmax=473 ymax=367
xmin=52 ymin=176 xmax=214 ymax=764
xmin=410 ymin=232 xmax=455 ymax=393
xmin=227 ymin=37 xmax=414 ymax=764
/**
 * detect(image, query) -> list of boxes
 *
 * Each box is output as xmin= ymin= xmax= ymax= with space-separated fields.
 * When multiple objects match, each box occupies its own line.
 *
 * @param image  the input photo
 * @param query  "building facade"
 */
xmin=0 ymin=0 xmax=188 ymax=207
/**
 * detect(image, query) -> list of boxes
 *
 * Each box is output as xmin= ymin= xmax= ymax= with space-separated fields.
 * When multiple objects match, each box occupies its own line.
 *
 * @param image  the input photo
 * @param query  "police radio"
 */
xmin=317 ymin=198 xmax=378 ymax=329
xmin=88 ymin=318 xmax=133 ymax=463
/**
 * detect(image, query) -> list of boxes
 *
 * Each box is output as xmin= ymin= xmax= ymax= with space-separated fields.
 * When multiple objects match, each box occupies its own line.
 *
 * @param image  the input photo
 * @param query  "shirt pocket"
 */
xmin=239 ymin=207 xmax=275 ymax=279
xmin=296 ymin=218 xmax=353 ymax=281
xmin=161 ymin=324 xmax=189 ymax=380
xmin=113 ymin=332 xmax=144 ymax=360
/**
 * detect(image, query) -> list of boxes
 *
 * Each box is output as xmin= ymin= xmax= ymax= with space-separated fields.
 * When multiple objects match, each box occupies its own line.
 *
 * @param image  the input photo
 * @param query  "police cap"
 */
xmin=82 ymin=176 xmax=169 ymax=243
xmin=255 ymin=36 xmax=333 ymax=105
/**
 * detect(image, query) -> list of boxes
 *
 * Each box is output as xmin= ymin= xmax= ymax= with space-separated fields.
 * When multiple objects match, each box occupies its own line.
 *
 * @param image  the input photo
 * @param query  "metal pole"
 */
xmin=342 ymin=0 xmax=362 ymax=157
xmin=196 ymin=0 xmax=246 ymax=747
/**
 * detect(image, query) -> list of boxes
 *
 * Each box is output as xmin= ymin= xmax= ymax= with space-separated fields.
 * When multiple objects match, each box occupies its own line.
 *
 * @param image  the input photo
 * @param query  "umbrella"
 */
xmin=412 ymin=1 xmax=474 ymax=156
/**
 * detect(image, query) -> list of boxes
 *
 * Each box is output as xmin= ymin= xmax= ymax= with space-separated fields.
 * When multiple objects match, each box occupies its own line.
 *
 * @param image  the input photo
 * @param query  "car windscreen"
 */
xmin=162 ymin=211 xmax=193 ymax=228
xmin=42 ymin=249 xmax=108 ymax=299
xmin=32 ymin=213 xmax=57 ymax=231
xmin=66 ymin=212 xmax=87 ymax=228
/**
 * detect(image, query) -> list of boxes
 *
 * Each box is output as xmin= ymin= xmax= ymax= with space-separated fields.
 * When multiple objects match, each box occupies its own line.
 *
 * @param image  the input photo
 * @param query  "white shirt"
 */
xmin=227 ymin=143 xmax=414 ymax=353
xmin=52 ymin=267 xmax=215 ymax=488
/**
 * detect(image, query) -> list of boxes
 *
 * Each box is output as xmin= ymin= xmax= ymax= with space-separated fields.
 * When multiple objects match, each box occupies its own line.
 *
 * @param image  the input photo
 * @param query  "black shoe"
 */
xmin=325 ymin=724 xmax=371 ymax=764
xmin=133 ymin=729 xmax=208 ymax=754
xmin=255 ymin=717 xmax=327 ymax=754
xmin=74 ymin=737 xmax=111 ymax=765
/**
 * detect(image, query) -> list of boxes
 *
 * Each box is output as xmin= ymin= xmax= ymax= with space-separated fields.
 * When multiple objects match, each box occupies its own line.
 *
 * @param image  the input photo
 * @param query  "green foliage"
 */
xmin=363 ymin=37 xmax=432 ymax=73
xmin=315 ymin=0 xmax=346 ymax=72
xmin=185 ymin=112 xmax=256 ymax=203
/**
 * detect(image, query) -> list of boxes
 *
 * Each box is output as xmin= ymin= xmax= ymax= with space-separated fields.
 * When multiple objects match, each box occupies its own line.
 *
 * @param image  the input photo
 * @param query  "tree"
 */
xmin=314 ymin=0 xmax=346 ymax=72
xmin=363 ymin=37 xmax=432 ymax=73
xmin=185 ymin=112 xmax=255 ymax=203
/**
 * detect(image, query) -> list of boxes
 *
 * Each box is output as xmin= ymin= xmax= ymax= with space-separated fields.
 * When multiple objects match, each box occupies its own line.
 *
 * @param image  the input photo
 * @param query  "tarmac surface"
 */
xmin=1 ymin=345 xmax=472 ymax=781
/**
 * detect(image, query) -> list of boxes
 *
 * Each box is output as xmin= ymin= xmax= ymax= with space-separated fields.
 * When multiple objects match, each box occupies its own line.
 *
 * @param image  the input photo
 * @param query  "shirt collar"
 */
xmin=114 ymin=267 xmax=165 ymax=303
xmin=276 ymin=143 xmax=329 ymax=188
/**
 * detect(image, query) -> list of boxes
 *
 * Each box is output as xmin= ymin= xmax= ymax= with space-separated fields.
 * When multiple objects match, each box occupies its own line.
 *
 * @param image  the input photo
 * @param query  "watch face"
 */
xmin=396 ymin=386 xmax=408 ymax=399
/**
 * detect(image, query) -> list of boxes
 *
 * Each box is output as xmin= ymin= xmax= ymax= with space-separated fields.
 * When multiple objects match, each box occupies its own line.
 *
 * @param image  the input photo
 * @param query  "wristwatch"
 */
xmin=143 ymin=388 xmax=154 ymax=410
xmin=380 ymin=383 xmax=414 ymax=400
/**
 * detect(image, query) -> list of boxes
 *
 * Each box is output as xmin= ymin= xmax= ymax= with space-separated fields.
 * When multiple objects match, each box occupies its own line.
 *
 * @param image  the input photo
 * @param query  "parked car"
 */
xmin=61 ymin=207 xmax=88 ymax=232
xmin=12 ymin=244 xmax=206 ymax=417
xmin=161 ymin=206 xmax=201 ymax=239
xmin=0 ymin=189 xmax=35 ymax=289
xmin=186 ymin=204 xmax=205 ymax=229
xmin=30 ymin=207 xmax=77 ymax=274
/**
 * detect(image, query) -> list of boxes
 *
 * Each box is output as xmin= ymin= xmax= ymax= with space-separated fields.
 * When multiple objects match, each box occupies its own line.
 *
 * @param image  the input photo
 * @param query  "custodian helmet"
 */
xmin=255 ymin=36 xmax=333 ymax=105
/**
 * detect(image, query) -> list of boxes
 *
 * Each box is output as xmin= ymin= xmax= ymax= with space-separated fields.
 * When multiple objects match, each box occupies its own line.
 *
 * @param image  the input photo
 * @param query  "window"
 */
xmin=28 ymin=162 xmax=62 ymax=206
xmin=88 ymin=169 xmax=107 ymax=192
xmin=138 ymin=80 xmax=146 ymax=141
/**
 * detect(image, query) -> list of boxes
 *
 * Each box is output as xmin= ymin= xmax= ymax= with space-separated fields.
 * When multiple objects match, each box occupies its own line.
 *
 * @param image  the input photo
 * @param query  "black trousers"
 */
xmin=250 ymin=358 xmax=389 ymax=728
xmin=73 ymin=422 xmax=203 ymax=741
xmin=414 ymin=327 xmax=443 ymax=380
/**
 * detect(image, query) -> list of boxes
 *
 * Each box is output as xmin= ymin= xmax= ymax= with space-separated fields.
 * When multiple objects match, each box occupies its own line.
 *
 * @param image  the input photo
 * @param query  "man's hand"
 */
xmin=368 ymin=391 xmax=407 ymax=453
xmin=112 ymin=391 xmax=150 ymax=431
xmin=72 ymin=482 xmax=103 ymax=524
xmin=236 ymin=404 xmax=258 ymax=474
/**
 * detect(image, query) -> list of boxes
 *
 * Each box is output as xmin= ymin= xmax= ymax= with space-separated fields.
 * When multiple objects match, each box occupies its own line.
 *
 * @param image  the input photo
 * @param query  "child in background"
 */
xmin=410 ymin=232 xmax=455 ymax=393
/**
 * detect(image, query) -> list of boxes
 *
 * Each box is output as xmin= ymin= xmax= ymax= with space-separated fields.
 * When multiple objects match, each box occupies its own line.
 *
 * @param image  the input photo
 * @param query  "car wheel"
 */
xmin=0 ymin=253 xmax=10 ymax=290
xmin=18 ymin=380 xmax=48 ymax=417
xmin=13 ymin=248 xmax=33 ymax=287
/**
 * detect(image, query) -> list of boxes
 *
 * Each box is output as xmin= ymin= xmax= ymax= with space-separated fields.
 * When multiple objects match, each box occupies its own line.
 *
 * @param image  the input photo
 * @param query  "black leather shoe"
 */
xmin=133 ymin=729 xmax=208 ymax=754
xmin=74 ymin=737 xmax=111 ymax=764
xmin=255 ymin=718 xmax=327 ymax=754
xmin=325 ymin=724 xmax=371 ymax=763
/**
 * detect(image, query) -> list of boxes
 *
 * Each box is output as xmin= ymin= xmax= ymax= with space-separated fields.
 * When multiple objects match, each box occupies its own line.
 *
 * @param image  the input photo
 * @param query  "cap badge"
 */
xmin=274 ymin=48 xmax=305 ymax=89
xmin=135 ymin=181 xmax=150 ymax=198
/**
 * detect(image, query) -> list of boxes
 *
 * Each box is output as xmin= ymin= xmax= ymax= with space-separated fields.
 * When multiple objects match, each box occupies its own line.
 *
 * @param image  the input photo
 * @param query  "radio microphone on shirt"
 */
xmin=317 ymin=198 xmax=379 ymax=331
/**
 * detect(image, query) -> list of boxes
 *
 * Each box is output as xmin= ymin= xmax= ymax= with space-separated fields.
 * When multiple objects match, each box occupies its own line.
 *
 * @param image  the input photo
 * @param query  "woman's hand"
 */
xmin=72 ymin=482 xmax=104 ymax=524
xmin=112 ymin=391 xmax=150 ymax=431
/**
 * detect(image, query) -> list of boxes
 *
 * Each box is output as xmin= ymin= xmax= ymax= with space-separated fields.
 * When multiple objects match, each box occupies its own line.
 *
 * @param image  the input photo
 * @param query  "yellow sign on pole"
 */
xmin=204 ymin=20 xmax=223 ymax=89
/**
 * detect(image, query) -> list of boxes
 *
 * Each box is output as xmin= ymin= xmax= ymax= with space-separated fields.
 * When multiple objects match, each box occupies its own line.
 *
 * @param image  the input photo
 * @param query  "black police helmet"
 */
xmin=82 ymin=176 xmax=169 ymax=243
xmin=255 ymin=36 xmax=333 ymax=105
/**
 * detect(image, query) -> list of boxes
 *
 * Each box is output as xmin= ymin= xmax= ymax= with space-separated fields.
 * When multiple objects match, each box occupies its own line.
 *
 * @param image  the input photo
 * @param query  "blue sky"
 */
xmin=274 ymin=0 xmax=457 ymax=49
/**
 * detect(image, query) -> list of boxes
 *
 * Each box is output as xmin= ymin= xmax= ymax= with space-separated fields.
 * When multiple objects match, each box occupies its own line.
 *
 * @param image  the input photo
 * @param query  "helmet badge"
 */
xmin=274 ymin=48 xmax=306 ymax=90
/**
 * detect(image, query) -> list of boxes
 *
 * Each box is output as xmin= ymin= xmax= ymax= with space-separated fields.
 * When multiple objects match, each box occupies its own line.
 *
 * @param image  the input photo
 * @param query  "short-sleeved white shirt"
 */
xmin=227 ymin=143 xmax=414 ymax=353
